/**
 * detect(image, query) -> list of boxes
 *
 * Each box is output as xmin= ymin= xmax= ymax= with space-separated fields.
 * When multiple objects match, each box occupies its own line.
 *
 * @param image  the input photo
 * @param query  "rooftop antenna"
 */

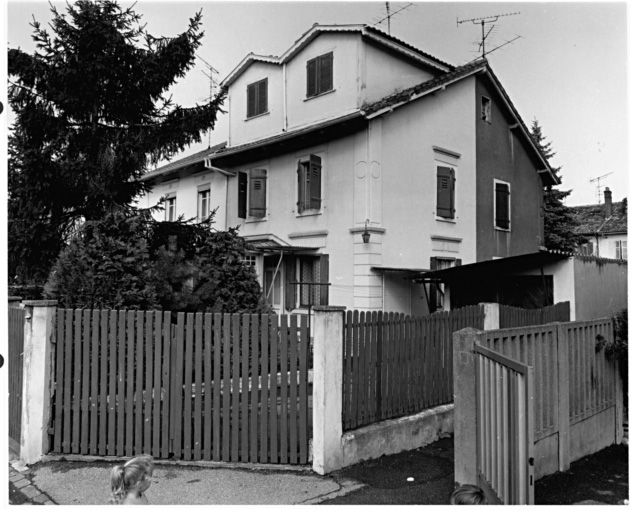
xmin=372 ymin=2 xmax=413 ymax=35
xmin=589 ymin=172 xmax=613 ymax=203
xmin=457 ymin=12 xmax=520 ymax=58
xmin=197 ymin=54 xmax=220 ymax=147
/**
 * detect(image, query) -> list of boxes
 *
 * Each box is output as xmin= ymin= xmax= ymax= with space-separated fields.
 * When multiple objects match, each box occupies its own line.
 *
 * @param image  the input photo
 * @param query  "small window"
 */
xmin=242 ymin=254 xmax=257 ymax=269
xmin=306 ymin=52 xmax=333 ymax=98
xmin=616 ymin=240 xmax=627 ymax=260
xmin=494 ymin=181 xmax=511 ymax=230
xmin=297 ymin=155 xmax=322 ymax=213
xmin=581 ymin=241 xmax=594 ymax=256
xmin=165 ymin=196 xmax=177 ymax=222
xmin=197 ymin=188 xmax=210 ymax=222
xmin=481 ymin=96 xmax=491 ymax=123
xmin=436 ymin=166 xmax=456 ymax=219
xmin=247 ymin=78 xmax=268 ymax=118
xmin=238 ymin=169 xmax=267 ymax=219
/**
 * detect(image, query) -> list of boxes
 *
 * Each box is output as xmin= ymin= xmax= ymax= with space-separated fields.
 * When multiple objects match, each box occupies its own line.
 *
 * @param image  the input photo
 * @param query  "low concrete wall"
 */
xmin=341 ymin=404 xmax=453 ymax=468
xmin=570 ymin=406 xmax=618 ymax=464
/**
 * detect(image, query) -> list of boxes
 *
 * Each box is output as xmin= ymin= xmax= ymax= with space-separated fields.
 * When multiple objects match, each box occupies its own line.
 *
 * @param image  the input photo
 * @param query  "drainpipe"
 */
xmin=283 ymin=63 xmax=288 ymax=131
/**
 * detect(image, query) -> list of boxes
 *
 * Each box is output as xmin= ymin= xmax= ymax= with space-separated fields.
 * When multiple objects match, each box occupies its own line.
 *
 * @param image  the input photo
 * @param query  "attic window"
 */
xmin=247 ymin=78 xmax=268 ymax=118
xmin=481 ymin=96 xmax=492 ymax=123
xmin=306 ymin=52 xmax=333 ymax=98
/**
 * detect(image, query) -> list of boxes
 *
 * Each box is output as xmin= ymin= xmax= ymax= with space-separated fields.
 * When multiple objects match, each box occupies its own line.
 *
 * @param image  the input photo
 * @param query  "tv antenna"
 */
xmin=372 ymin=2 xmax=413 ymax=35
xmin=589 ymin=172 xmax=613 ymax=203
xmin=196 ymin=53 xmax=220 ymax=147
xmin=457 ymin=12 xmax=520 ymax=58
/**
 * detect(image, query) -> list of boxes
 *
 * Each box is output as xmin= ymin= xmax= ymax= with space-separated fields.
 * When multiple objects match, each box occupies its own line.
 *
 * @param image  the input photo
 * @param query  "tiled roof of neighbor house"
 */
xmin=142 ymin=142 xmax=226 ymax=180
xmin=573 ymin=199 xmax=628 ymax=235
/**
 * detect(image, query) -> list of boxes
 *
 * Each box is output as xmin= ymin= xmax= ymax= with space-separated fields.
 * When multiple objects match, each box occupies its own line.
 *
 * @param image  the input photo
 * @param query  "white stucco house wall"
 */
xmin=137 ymin=24 xmax=557 ymax=317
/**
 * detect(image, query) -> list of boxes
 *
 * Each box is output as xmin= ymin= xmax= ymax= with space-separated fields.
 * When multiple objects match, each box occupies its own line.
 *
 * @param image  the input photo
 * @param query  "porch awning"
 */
xmin=407 ymin=250 xmax=570 ymax=283
xmin=244 ymin=234 xmax=319 ymax=254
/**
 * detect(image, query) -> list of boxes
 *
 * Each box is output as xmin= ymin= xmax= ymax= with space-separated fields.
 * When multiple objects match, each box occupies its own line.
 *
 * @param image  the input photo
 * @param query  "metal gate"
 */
xmin=475 ymin=343 xmax=535 ymax=505
xmin=9 ymin=307 xmax=26 ymax=454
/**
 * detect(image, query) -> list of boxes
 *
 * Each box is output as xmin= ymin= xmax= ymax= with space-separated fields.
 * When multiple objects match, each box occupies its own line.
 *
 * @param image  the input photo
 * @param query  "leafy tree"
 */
xmin=8 ymin=0 xmax=226 ymax=283
xmin=44 ymin=208 xmax=158 ymax=310
xmin=530 ymin=119 xmax=586 ymax=252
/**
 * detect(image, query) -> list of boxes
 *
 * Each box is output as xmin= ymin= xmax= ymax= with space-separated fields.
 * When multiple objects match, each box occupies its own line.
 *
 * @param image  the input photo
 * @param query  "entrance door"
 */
xmin=264 ymin=255 xmax=284 ymax=314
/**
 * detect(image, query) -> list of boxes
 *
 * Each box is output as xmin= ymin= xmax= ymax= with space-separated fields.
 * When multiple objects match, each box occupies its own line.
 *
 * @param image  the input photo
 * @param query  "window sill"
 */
xmin=494 ymin=226 xmax=511 ymax=232
xmin=245 ymin=217 xmax=267 ymax=224
xmin=436 ymin=216 xmax=457 ymax=224
xmin=304 ymin=89 xmax=336 ymax=102
xmin=245 ymin=111 xmax=270 ymax=122
xmin=296 ymin=210 xmax=322 ymax=218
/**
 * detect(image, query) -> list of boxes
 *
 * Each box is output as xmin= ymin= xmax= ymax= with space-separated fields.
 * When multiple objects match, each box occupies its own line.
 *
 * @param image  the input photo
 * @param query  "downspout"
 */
xmin=283 ymin=63 xmax=288 ymax=131
xmin=224 ymin=173 xmax=229 ymax=231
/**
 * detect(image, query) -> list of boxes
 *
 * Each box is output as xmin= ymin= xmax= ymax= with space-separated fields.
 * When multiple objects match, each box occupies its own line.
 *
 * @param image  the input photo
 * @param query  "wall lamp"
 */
xmin=362 ymin=219 xmax=371 ymax=243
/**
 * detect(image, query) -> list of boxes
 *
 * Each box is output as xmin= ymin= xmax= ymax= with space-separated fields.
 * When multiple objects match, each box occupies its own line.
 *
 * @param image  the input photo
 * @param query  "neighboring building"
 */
xmin=574 ymin=188 xmax=627 ymax=260
xmin=138 ymin=24 xmax=558 ymax=316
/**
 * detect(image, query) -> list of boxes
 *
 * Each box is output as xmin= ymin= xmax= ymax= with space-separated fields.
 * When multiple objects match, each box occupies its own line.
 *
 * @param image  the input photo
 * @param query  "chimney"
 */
xmin=604 ymin=187 xmax=613 ymax=217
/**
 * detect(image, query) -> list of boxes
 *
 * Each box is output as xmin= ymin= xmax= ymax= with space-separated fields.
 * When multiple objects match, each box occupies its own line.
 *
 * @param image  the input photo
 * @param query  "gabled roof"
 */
xmin=221 ymin=23 xmax=453 ymax=87
xmin=573 ymin=200 xmax=627 ymax=235
xmin=362 ymin=58 xmax=559 ymax=187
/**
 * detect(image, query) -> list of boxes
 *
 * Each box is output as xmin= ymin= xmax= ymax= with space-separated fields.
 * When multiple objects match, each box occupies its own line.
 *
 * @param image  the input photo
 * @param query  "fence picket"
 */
xmin=269 ymin=316 xmax=279 ymax=463
xmin=299 ymin=315 xmax=309 ymax=464
xmin=107 ymin=311 xmax=117 ymax=456
xmin=213 ymin=313 xmax=222 ymax=461
xmin=231 ymin=314 xmax=240 ymax=462
xmin=54 ymin=311 xmax=65 ymax=453
xmin=116 ymin=311 xmax=126 ymax=456
xmin=279 ymin=315 xmax=289 ymax=464
xmin=89 ymin=310 xmax=100 ymax=455
xmin=260 ymin=315 xmax=270 ymax=463
xmin=221 ymin=314 xmax=231 ymax=462
xmin=240 ymin=314 xmax=250 ymax=462
xmin=160 ymin=313 xmax=172 ymax=459
xmin=80 ymin=310 xmax=90 ymax=455
xmin=203 ymin=313 xmax=213 ymax=461
xmin=152 ymin=312 xmax=164 ymax=458
xmin=194 ymin=313 xmax=203 ymax=460
xmin=289 ymin=315 xmax=299 ymax=464
xmin=173 ymin=313 xmax=185 ymax=459
xmin=183 ymin=313 xmax=194 ymax=460
xmin=250 ymin=315 xmax=260 ymax=462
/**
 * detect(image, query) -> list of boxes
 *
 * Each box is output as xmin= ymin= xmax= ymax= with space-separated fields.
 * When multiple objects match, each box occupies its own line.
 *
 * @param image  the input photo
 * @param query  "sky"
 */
xmin=3 ymin=0 xmax=630 ymax=206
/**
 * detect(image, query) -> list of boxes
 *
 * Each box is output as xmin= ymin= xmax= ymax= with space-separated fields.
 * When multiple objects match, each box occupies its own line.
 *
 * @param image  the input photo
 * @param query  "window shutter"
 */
xmin=319 ymin=254 xmax=329 ymax=305
xmin=306 ymin=57 xmax=317 ymax=97
xmin=247 ymin=83 xmax=257 ymax=118
xmin=436 ymin=166 xmax=455 ymax=218
xmin=319 ymin=52 xmax=333 ymax=93
xmin=249 ymin=169 xmax=267 ymax=218
xmin=258 ymin=79 xmax=268 ymax=114
xmin=297 ymin=162 xmax=306 ymax=213
xmin=284 ymin=256 xmax=296 ymax=311
xmin=495 ymin=183 xmax=510 ymax=229
xmin=309 ymin=155 xmax=322 ymax=210
xmin=238 ymin=172 xmax=248 ymax=218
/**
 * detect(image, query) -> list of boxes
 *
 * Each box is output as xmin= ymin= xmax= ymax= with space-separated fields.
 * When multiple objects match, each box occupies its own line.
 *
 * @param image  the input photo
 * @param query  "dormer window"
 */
xmin=306 ymin=52 xmax=333 ymax=98
xmin=247 ymin=78 xmax=268 ymax=118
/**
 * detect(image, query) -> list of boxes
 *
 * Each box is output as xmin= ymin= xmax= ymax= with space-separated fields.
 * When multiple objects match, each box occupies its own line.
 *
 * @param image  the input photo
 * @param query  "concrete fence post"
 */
xmin=312 ymin=305 xmax=346 ymax=475
xmin=20 ymin=300 xmax=58 ymax=464
xmin=453 ymin=326 xmax=483 ymax=486
xmin=481 ymin=302 xmax=500 ymax=330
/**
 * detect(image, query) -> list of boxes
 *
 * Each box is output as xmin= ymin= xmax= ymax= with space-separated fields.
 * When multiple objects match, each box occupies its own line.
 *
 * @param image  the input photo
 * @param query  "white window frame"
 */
xmin=481 ymin=96 xmax=492 ymax=123
xmin=296 ymin=152 xmax=324 ymax=217
xmin=493 ymin=179 xmax=511 ymax=231
xmin=197 ymin=187 xmax=210 ymax=222
xmin=165 ymin=195 xmax=177 ymax=222
xmin=244 ymin=166 xmax=268 ymax=222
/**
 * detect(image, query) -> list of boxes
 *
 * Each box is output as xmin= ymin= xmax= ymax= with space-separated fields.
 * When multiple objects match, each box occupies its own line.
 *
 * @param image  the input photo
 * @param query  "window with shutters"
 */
xmin=197 ymin=188 xmax=210 ymax=222
xmin=481 ymin=96 xmax=492 ymax=123
xmin=494 ymin=180 xmax=511 ymax=230
xmin=165 ymin=195 xmax=177 ymax=222
xmin=436 ymin=166 xmax=456 ymax=219
xmin=615 ymin=240 xmax=627 ymax=260
xmin=237 ymin=168 xmax=268 ymax=220
xmin=297 ymin=155 xmax=322 ymax=214
xmin=246 ymin=78 xmax=268 ymax=118
xmin=306 ymin=52 xmax=333 ymax=98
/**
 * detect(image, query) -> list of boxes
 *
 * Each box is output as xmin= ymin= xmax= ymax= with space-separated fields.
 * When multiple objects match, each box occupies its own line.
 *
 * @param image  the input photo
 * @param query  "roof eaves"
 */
xmin=142 ymin=142 xmax=227 ymax=181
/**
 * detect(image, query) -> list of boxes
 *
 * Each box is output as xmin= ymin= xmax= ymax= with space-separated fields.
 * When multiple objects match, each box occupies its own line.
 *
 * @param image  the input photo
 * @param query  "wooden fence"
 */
xmin=499 ymin=302 xmax=570 ymax=328
xmin=342 ymin=305 xmax=485 ymax=430
xmin=9 ymin=307 xmax=26 ymax=448
xmin=50 ymin=309 xmax=311 ymax=464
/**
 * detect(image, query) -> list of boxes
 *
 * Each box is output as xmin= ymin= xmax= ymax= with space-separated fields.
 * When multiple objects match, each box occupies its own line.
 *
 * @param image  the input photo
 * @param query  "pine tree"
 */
xmin=530 ymin=119 xmax=586 ymax=252
xmin=8 ymin=1 xmax=226 ymax=283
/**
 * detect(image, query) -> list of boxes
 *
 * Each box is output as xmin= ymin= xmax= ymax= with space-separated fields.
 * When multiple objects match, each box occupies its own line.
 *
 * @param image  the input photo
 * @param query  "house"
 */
xmin=138 ymin=24 xmax=558 ymax=316
xmin=574 ymin=188 xmax=627 ymax=260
